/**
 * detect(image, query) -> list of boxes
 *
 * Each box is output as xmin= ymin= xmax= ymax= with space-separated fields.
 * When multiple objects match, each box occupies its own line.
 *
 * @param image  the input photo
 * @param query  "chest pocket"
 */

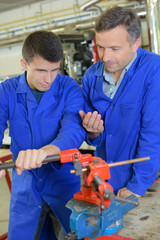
xmin=9 ymin=119 xmax=31 ymax=150
xmin=120 ymin=101 xmax=142 ymax=119
xmin=119 ymin=101 xmax=142 ymax=131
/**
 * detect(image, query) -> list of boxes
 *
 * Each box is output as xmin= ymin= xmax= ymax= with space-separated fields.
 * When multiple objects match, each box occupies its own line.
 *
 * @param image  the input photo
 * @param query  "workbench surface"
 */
xmin=117 ymin=181 xmax=160 ymax=240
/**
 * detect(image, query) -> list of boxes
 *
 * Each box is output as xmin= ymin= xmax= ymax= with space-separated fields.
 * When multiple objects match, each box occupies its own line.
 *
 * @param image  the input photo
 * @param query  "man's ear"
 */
xmin=21 ymin=59 xmax=27 ymax=70
xmin=132 ymin=38 xmax=141 ymax=53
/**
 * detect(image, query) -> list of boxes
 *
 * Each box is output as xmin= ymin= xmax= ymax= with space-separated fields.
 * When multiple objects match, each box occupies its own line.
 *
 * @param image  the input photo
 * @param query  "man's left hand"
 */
xmin=117 ymin=187 xmax=141 ymax=198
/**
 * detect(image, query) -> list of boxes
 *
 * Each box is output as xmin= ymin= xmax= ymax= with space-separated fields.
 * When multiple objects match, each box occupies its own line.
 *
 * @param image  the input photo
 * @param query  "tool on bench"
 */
xmin=0 ymin=149 xmax=150 ymax=239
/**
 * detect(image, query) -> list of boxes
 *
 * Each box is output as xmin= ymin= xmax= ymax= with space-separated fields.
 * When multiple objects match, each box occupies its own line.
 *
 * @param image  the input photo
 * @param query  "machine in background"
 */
xmin=59 ymin=31 xmax=94 ymax=85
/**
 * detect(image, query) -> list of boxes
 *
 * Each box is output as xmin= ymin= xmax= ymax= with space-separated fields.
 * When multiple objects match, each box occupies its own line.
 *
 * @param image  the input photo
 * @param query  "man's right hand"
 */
xmin=15 ymin=145 xmax=60 ymax=175
xmin=79 ymin=110 xmax=104 ymax=141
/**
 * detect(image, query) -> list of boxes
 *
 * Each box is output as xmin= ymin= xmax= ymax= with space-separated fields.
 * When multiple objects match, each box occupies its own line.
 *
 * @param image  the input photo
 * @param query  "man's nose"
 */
xmin=45 ymin=72 xmax=52 ymax=83
xmin=102 ymin=49 xmax=112 ymax=62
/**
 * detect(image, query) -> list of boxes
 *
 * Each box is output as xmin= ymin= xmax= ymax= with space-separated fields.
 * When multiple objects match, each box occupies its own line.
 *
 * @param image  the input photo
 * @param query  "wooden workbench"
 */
xmin=116 ymin=181 xmax=160 ymax=240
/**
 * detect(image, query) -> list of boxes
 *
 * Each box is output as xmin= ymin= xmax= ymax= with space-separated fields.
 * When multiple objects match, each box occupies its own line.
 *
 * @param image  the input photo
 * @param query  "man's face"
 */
xmin=96 ymin=26 xmax=141 ymax=74
xmin=21 ymin=55 xmax=61 ymax=91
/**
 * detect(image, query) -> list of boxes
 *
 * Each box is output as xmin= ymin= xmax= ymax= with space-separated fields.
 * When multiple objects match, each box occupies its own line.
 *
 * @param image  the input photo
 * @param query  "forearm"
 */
xmin=40 ymin=144 xmax=60 ymax=156
xmin=126 ymin=164 xmax=158 ymax=196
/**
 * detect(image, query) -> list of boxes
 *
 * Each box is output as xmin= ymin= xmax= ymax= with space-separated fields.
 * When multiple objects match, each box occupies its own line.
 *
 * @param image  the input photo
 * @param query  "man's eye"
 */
xmin=112 ymin=48 xmax=120 ymax=51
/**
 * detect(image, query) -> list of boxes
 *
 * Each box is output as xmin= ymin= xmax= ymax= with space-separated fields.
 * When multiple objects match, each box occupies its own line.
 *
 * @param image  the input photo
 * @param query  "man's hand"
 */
xmin=15 ymin=145 xmax=60 ymax=175
xmin=117 ymin=187 xmax=141 ymax=199
xmin=0 ymin=161 xmax=6 ymax=178
xmin=79 ymin=110 xmax=104 ymax=141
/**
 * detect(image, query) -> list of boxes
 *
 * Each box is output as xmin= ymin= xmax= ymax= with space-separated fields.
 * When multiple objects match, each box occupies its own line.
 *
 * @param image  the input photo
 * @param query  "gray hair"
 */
xmin=95 ymin=6 xmax=141 ymax=43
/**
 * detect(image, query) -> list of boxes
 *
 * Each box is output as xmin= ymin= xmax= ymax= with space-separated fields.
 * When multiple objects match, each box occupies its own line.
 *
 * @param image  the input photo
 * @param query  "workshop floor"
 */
xmin=0 ymin=149 xmax=11 ymax=239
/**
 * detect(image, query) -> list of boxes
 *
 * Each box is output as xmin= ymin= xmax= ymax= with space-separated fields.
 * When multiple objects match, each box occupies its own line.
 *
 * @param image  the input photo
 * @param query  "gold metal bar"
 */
xmin=70 ymin=168 xmax=88 ymax=174
xmin=108 ymin=157 xmax=150 ymax=167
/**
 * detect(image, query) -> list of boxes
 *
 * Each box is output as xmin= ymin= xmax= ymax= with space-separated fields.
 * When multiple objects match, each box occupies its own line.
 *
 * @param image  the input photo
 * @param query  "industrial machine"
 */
xmin=0 ymin=149 xmax=149 ymax=240
xmin=59 ymin=33 xmax=94 ymax=85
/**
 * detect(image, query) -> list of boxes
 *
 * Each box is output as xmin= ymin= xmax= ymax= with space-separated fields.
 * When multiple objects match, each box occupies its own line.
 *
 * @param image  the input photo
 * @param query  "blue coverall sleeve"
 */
xmin=0 ymin=82 xmax=9 ymax=146
xmin=50 ymin=78 xmax=86 ymax=150
xmin=126 ymin=70 xmax=160 ymax=196
xmin=81 ymin=70 xmax=105 ymax=147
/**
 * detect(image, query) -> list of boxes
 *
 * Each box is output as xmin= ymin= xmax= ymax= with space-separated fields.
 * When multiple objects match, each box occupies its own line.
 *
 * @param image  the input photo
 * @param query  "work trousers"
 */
xmin=34 ymin=200 xmax=66 ymax=240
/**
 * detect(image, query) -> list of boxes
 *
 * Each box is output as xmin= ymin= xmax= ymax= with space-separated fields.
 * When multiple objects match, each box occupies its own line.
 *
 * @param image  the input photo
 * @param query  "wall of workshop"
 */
xmin=0 ymin=45 xmax=22 ymax=80
xmin=0 ymin=0 xmax=148 ymax=80
xmin=0 ymin=0 xmax=96 ymax=80
xmin=0 ymin=0 xmax=82 ymax=79
xmin=0 ymin=0 xmax=135 ymax=39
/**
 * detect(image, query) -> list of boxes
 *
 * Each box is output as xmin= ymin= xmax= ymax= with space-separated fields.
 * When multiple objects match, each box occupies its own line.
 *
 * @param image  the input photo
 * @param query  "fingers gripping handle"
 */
xmin=0 ymin=154 xmax=60 ymax=170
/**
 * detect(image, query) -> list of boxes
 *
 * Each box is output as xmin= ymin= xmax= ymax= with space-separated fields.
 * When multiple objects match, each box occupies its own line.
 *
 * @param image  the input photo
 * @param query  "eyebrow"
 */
xmin=97 ymin=44 xmax=122 ymax=49
xmin=52 ymin=67 xmax=60 ymax=71
xmin=96 ymin=44 xmax=103 ymax=48
xmin=35 ymin=67 xmax=60 ymax=71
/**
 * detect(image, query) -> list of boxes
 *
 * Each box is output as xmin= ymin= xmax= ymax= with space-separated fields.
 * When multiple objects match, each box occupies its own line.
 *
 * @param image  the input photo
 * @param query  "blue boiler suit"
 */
xmin=0 ymin=72 xmax=86 ymax=240
xmin=82 ymin=48 xmax=160 ymax=196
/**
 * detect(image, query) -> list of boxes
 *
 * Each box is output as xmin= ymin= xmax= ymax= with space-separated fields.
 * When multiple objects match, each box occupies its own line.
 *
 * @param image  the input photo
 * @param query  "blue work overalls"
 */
xmin=82 ymin=48 xmax=160 ymax=195
xmin=0 ymin=72 xmax=86 ymax=239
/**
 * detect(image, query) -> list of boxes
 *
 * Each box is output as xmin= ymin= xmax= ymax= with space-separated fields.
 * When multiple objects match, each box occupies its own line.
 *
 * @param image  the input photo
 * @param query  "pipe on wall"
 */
xmin=145 ymin=0 xmax=160 ymax=54
xmin=80 ymin=0 xmax=103 ymax=14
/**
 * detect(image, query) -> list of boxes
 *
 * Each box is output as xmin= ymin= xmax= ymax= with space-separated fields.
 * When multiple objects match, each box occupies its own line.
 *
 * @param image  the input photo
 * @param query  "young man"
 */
xmin=0 ymin=31 xmax=85 ymax=239
xmin=80 ymin=6 xmax=160 ymax=199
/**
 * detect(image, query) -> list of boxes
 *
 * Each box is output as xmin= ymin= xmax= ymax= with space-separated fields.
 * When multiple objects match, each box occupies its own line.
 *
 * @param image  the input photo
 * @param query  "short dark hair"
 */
xmin=22 ymin=30 xmax=63 ymax=63
xmin=95 ymin=6 xmax=141 ymax=43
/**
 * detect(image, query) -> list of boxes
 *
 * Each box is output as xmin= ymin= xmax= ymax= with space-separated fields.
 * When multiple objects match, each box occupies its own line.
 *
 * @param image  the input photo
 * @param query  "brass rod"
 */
xmin=108 ymin=157 xmax=150 ymax=167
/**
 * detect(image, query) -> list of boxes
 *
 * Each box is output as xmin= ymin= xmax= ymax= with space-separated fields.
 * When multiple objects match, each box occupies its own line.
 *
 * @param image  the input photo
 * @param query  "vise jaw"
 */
xmin=66 ymin=195 xmax=138 ymax=240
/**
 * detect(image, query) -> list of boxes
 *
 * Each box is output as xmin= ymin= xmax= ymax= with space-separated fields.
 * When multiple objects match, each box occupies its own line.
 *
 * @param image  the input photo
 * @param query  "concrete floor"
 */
xmin=0 ymin=149 xmax=11 ymax=239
